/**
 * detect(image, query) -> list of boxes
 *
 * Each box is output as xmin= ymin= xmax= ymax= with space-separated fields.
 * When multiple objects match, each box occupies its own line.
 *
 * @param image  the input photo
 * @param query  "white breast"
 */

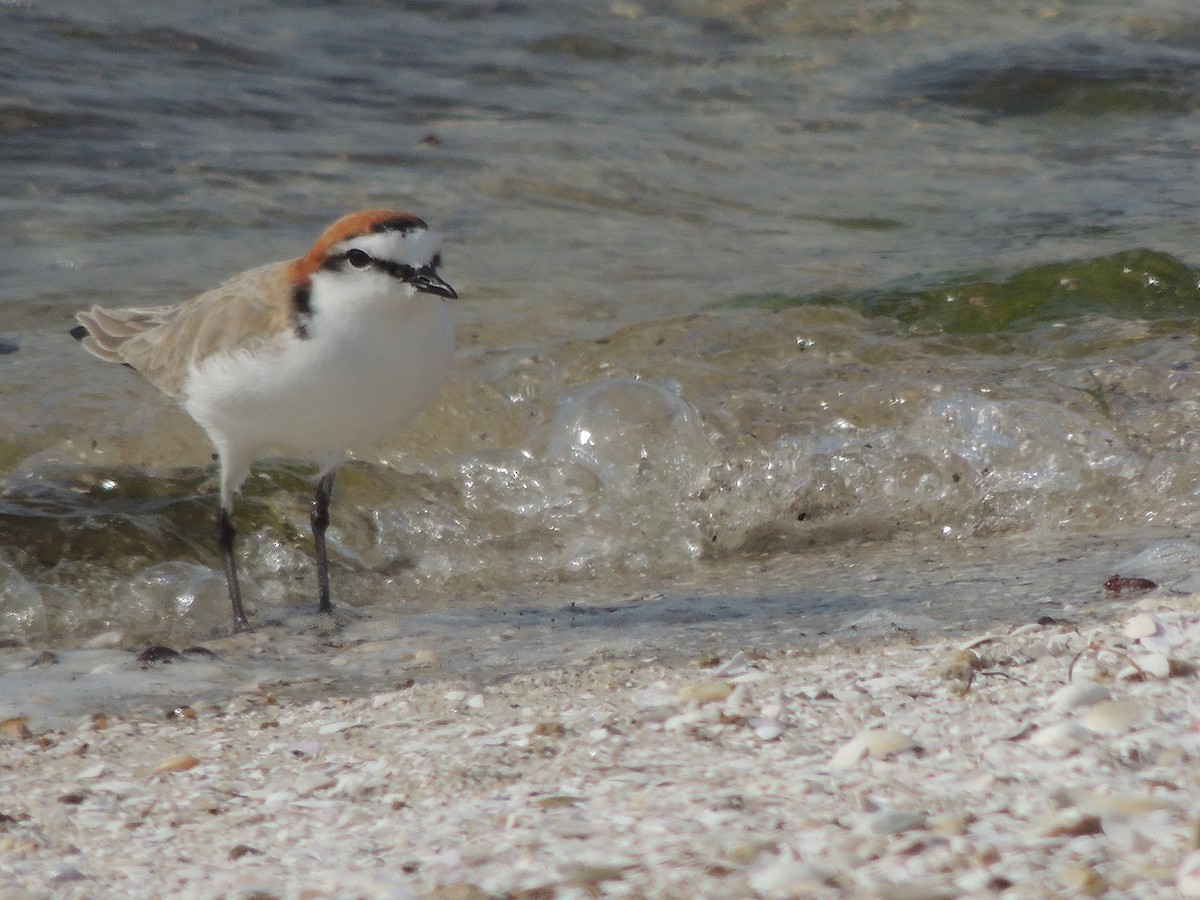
xmin=183 ymin=283 xmax=454 ymax=475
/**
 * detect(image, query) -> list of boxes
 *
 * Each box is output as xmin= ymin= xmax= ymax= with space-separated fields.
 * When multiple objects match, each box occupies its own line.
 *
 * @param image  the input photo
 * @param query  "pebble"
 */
xmin=676 ymin=681 xmax=732 ymax=704
xmin=0 ymin=717 xmax=32 ymax=740
xmin=150 ymin=755 xmax=199 ymax=776
xmin=1036 ymin=809 xmax=1102 ymax=838
xmin=48 ymin=865 xmax=86 ymax=883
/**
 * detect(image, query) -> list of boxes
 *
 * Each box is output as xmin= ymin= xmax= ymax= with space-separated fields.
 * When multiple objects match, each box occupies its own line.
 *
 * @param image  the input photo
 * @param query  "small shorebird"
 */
xmin=72 ymin=210 xmax=457 ymax=628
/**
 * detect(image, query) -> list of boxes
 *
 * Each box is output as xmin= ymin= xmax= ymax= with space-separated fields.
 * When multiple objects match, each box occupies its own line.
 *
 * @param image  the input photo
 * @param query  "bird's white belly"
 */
xmin=183 ymin=299 xmax=454 ymax=463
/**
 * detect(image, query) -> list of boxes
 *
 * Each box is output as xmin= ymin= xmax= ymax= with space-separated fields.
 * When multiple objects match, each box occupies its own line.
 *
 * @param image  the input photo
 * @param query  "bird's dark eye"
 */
xmin=346 ymin=249 xmax=372 ymax=269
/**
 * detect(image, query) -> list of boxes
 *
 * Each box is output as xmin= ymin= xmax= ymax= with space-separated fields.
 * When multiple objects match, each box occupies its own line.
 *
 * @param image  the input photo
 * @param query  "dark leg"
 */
xmin=311 ymin=471 xmax=337 ymax=615
xmin=218 ymin=508 xmax=248 ymax=629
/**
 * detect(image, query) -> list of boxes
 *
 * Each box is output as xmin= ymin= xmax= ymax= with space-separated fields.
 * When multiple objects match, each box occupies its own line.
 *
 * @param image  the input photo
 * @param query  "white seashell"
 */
xmin=1178 ymin=849 xmax=1200 ymax=897
xmin=664 ymin=708 xmax=711 ymax=731
xmin=960 ymin=633 xmax=1000 ymax=649
xmin=1124 ymin=613 xmax=1162 ymax=640
xmin=1104 ymin=810 xmax=1171 ymax=853
xmin=1139 ymin=634 xmax=1181 ymax=654
xmin=1080 ymin=699 xmax=1150 ymax=734
xmin=830 ymin=729 xmax=918 ymax=768
xmin=1010 ymin=622 xmax=1045 ymax=636
xmin=332 ymin=774 xmax=369 ymax=798
xmin=630 ymin=686 xmax=675 ymax=709
xmin=92 ymin=779 xmax=142 ymax=797
xmin=1050 ymin=682 xmax=1111 ymax=710
xmin=723 ymin=683 xmax=754 ymax=711
xmin=1028 ymin=722 xmax=1092 ymax=750
xmin=317 ymin=720 xmax=358 ymax=735
xmin=747 ymin=853 xmax=826 ymax=896
xmin=749 ymin=717 xmax=785 ymax=741
xmin=1130 ymin=653 xmax=1172 ymax=679
xmin=443 ymin=690 xmax=467 ymax=704
xmin=1046 ymin=633 xmax=1078 ymax=656
xmin=856 ymin=807 xmax=926 ymax=835
xmin=467 ymin=694 xmax=485 ymax=710
xmin=713 ymin=651 xmax=749 ymax=678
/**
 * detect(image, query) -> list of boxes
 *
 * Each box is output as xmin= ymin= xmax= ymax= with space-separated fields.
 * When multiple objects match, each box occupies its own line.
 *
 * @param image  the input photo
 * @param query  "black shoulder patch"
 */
xmin=291 ymin=282 xmax=313 ymax=339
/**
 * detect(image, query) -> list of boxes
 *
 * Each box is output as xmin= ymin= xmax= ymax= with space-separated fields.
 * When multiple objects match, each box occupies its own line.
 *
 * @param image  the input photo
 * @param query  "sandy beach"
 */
xmin=1 ymin=583 xmax=1197 ymax=899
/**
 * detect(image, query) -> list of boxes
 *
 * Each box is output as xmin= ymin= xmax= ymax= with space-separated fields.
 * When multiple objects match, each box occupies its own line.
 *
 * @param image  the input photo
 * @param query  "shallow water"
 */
xmin=4 ymin=1 xmax=1200 ymax=679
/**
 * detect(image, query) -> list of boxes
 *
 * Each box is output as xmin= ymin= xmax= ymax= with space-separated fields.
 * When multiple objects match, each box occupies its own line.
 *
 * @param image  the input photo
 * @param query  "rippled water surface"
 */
xmin=5 ymin=0 xmax=1200 ymax=660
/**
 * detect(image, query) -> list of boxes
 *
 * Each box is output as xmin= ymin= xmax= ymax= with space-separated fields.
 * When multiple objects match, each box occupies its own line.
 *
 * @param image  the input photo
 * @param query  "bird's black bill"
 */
xmin=410 ymin=268 xmax=457 ymax=300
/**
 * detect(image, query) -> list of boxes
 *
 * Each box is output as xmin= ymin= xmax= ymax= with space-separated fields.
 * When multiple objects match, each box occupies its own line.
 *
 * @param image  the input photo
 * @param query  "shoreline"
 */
xmin=1 ymin=587 xmax=1198 ymax=898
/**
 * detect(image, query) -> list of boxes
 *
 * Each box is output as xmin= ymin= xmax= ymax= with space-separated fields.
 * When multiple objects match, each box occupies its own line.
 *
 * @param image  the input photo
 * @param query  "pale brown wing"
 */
xmin=75 ymin=262 xmax=296 ymax=397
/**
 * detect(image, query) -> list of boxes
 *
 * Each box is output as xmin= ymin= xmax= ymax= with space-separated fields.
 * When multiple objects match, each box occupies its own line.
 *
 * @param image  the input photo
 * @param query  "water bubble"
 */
xmin=0 ymin=562 xmax=46 ymax=639
xmin=544 ymin=379 xmax=720 ymax=499
xmin=124 ymin=562 xmax=230 ymax=630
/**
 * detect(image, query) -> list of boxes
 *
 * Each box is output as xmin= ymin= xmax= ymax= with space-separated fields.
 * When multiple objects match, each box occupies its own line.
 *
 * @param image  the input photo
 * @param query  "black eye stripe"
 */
xmin=321 ymin=251 xmax=426 ymax=282
xmin=379 ymin=258 xmax=416 ymax=280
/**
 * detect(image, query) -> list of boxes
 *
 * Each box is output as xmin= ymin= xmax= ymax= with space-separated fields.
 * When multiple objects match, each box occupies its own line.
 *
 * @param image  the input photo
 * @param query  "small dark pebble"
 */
xmin=1103 ymin=574 xmax=1157 ymax=595
xmin=58 ymin=791 xmax=87 ymax=805
xmin=1036 ymin=615 xmax=1067 ymax=626
xmin=420 ymin=132 xmax=442 ymax=145
xmin=0 ymin=334 xmax=21 ymax=355
xmin=229 ymin=844 xmax=263 ymax=860
xmin=30 ymin=650 xmax=60 ymax=667
xmin=137 ymin=646 xmax=181 ymax=666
